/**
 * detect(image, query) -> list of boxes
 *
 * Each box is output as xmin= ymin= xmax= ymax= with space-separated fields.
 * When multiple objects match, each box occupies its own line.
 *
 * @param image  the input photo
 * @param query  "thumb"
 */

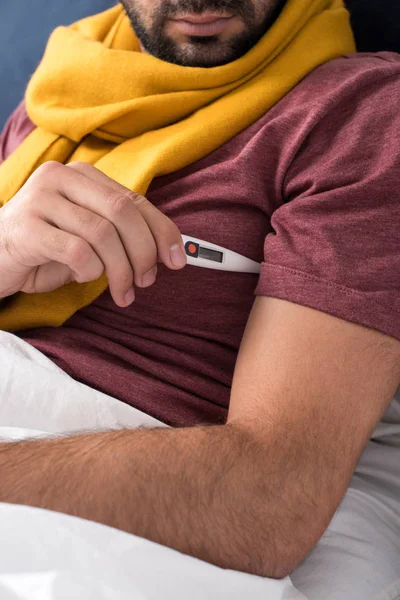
xmin=21 ymin=262 xmax=76 ymax=295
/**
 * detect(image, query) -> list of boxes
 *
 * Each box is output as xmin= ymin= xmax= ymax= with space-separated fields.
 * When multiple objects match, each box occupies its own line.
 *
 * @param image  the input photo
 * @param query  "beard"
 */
xmin=120 ymin=0 xmax=278 ymax=67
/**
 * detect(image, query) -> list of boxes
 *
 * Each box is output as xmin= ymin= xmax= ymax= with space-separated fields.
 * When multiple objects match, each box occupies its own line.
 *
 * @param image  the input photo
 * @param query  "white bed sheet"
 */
xmin=0 ymin=331 xmax=306 ymax=600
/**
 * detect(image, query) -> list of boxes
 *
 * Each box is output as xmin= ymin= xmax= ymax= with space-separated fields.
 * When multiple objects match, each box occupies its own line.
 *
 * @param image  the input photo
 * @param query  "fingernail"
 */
xmin=170 ymin=244 xmax=187 ymax=268
xmin=141 ymin=266 xmax=157 ymax=288
xmin=124 ymin=288 xmax=135 ymax=305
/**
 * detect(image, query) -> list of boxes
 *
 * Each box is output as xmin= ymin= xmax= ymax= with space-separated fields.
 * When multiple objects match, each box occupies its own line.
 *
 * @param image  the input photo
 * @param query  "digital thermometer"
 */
xmin=181 ymin=235 xmax=261 ymax=274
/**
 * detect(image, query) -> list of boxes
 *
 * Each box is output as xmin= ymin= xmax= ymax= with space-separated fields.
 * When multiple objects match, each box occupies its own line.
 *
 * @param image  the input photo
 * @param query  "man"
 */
xmin=0 ymin=1 xmax=399 ymax=598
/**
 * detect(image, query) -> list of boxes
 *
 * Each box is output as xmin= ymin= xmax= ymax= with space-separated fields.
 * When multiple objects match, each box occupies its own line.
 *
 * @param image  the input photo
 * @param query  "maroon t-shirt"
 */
xmin=1 ymin=52 xmax=400 ymax=427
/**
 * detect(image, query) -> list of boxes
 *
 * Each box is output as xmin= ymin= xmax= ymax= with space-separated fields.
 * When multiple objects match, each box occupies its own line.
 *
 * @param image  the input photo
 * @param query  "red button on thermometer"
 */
xmin=181 ymin=235 xmax=261 ymax=274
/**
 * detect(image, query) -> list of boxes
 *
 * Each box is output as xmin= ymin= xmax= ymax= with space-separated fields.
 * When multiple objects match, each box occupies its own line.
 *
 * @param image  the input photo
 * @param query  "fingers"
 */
xmin=66 ymin=162 xmax=187 ymax=271
xmin=35 ymin=194 xmax=135 ymax=307
xmin=27 ymin=217 xmax=105 ymax=288
xmin=26 ymin=161 xmax=187 ymax=305
xmin=21 ymin=261 xmax=79 ymax=295
xmin=29 ymin=162 xmax=154 ymax=291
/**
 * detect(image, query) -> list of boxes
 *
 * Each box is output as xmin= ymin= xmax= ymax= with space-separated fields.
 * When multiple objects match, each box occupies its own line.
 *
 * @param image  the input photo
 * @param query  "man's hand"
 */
xmin=0 ymin=161 xmax=187 ymax=307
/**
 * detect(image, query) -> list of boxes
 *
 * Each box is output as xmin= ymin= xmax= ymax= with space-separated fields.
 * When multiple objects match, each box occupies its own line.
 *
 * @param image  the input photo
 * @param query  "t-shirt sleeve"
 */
xmin=255 ymin=73 xmax=400 ymax=343
xmin=0 ymin=101 xmax=36 ymax=166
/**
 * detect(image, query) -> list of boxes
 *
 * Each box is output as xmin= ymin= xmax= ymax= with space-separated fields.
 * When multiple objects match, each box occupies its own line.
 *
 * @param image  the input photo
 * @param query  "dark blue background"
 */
xmin=0 ymin=0 xmax=114 ymax=128
xmin=0 ymin=0 xmax=399 ymax=129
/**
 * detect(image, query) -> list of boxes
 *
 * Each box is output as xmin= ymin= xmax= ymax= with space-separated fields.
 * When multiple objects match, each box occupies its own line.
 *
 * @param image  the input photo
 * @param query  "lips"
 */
xmin=170 ymin=13 xmax=235 ymax=37
xmin=176 ymin=12 xmax=232 ymax=23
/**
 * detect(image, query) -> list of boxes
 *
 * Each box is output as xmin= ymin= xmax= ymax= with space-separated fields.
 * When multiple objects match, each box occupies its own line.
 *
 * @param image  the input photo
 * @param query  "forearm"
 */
xmin=0 ymin=423 xmax=284 ymax=577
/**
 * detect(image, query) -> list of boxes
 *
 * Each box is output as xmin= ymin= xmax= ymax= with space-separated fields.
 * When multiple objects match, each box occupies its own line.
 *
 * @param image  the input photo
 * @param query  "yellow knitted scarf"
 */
xmin=0 ymin=0 xmax=355 ymax=332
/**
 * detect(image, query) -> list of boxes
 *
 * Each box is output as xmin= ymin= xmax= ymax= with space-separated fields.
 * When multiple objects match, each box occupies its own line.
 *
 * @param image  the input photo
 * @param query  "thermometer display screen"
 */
xmin=199 ymin=246 xmax=224 ymax=263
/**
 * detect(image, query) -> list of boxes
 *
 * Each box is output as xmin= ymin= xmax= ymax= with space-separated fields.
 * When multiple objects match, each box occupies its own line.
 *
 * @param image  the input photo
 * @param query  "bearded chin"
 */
xmin=120 ymin=0 xmax=281 ymax=67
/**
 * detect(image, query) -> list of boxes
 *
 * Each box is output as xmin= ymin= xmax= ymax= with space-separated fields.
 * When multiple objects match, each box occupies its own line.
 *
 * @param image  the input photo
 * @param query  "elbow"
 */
xmin=267 ymin=555 xmax=305 ymax=581
xmin=226 ymin=506 xmax=324 ymax=579
xmin=215 ymin=422 xmax=330 ymax=579
xmin=239 ymin=544 xmax=305 ymax=581
xmin=221 ymin=545 xmax=303 ymax=580
xmin=245 ymin=520 xmax=327 ymax=579
xmin=235 ymin=538 xmax=312 ymax=581
xmin=217 ymin=510 xmax=312 ymax=579
xmin=205 ymin=501 xmax=311 ymax=578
